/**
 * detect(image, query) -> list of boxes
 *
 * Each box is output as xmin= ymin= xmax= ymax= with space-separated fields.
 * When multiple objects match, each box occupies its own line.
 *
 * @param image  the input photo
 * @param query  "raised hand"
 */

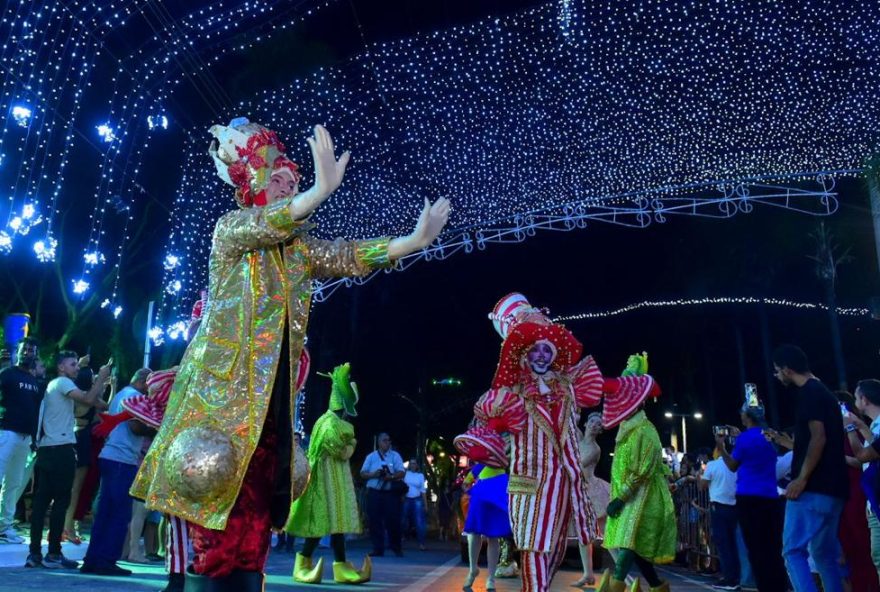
xmin=306 ymin=124 xmax=350 ymax=201
xmin=290 ymin=125 xmax=351 ymax=220
xmin=410 ymin=198 xmax=451 ymax=249
xmin=387 ymin=198 xmax=451 ymax=260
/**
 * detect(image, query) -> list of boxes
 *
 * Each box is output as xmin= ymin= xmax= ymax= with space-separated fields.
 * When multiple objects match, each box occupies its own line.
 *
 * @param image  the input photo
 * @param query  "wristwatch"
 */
xmin=845 ymin=423 xmax=858 ymax=433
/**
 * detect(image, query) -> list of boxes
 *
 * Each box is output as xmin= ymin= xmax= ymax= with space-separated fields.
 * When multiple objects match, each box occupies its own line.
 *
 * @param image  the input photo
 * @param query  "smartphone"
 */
xmin=745 ymin=383 xmax=758 ymax=407
xmin=840 ymin=402 xmax=848 ymax=416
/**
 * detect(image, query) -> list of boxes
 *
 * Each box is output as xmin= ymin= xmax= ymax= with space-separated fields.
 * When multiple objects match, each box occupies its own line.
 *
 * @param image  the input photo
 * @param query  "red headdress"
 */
xmin=209 ymin=118 xmax=302 ymax=208
xmin=488 ymin=293 xmax=583 ymax=389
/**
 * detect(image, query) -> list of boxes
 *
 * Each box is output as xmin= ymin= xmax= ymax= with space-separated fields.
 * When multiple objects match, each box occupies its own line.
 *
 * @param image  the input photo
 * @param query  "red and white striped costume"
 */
xmin=475 ymin=293 xmax=655 ymax=591
xmin=166 ymin=514 xmax=190 ymax=575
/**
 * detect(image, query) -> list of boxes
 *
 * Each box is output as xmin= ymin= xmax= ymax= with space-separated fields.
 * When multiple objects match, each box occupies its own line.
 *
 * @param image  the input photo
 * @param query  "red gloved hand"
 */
xmin=92 ymin=411 xmax=133 ymax=439
xmin=602 ymin=377 xmax=620 ymax=394
xmin=487 ymin=417 xmax=510 ymax=433
xmin=648 ymin=380 xmax=662 ymax=398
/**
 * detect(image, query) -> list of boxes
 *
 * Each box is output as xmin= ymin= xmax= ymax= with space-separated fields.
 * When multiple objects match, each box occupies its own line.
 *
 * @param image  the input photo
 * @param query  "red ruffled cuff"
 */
xmin=602 ymin=377 xmax=620 ymax=394
xmin=468 ymin=444 xmax=492 ymax=464
xmin=487 ymin=417 xmax=510 ymax=433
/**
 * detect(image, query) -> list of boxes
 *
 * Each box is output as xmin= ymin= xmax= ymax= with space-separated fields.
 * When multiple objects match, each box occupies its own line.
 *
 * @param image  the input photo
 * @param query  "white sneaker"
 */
xmin=0 ymin=529 xmax=24 ymax=544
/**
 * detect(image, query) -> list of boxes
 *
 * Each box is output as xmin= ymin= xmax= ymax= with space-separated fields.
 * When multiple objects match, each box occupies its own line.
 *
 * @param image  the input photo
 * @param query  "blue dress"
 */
xmin=463 ymin=465 xmax=513 ymax=537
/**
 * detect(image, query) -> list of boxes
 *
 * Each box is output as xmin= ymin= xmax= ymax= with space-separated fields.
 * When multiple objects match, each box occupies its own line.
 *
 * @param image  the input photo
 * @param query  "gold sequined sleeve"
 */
xmin=303 ymin=235 xmax=392 ymax=279
xmin=212 ymin=197 xmax=305 ymax=259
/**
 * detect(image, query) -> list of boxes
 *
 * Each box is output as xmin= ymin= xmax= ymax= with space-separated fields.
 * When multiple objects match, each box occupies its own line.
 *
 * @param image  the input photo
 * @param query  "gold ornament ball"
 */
xmin=166 ymin=427 xmax=239 ymax=501
xmin=291 ymin=445 xmax=311 ymax=501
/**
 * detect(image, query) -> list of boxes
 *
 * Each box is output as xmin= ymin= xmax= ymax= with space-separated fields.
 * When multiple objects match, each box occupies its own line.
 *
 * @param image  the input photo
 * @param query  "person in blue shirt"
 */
xmin=716 ymin=398 xmax=789 ymax=591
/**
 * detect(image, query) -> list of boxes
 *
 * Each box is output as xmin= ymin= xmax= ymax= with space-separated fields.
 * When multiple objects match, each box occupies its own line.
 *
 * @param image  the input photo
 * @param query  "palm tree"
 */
xmin=808 ymin=222 xmax=851 ymax=390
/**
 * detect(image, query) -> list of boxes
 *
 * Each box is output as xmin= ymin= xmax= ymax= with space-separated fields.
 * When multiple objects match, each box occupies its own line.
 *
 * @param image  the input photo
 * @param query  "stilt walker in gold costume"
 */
xmin=131 ymin=118 xmax=450 ymax=591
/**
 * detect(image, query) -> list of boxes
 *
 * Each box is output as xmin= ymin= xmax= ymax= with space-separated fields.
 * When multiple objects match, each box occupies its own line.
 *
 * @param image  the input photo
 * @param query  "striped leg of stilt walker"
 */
xmin=520 ymin=550 xmax=552 ymax=592
xmin=166 ymin=515 xmax=190 ymax=575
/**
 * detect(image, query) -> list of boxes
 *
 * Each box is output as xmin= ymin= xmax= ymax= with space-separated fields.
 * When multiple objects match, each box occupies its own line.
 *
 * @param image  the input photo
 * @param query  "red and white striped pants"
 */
xmin=520 ymin=531 xmax=569 ymax=592
xmin=166 ymin=515 xmax=190 ymax=575
xmin=519 ymin=490 xmax=572 ymax=592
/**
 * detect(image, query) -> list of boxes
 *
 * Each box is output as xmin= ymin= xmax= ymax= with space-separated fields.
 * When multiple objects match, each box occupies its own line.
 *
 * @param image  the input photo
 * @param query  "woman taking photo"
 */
xmin=715 ymin=397 xmax=789 ymax=591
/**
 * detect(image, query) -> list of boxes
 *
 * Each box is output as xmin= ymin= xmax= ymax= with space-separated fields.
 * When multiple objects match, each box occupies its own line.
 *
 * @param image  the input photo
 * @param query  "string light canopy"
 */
xmin=2 ymin=0 xmax=879 ymax=334
xmin=0 ymin=0 xmax=337 ymax=316
xmin=158 ymin=0 xmax=880 ymax=326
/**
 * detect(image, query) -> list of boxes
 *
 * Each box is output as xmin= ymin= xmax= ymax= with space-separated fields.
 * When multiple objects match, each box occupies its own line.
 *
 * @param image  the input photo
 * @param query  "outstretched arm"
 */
xmin=387 ymin=198 xmax=451 ymax=260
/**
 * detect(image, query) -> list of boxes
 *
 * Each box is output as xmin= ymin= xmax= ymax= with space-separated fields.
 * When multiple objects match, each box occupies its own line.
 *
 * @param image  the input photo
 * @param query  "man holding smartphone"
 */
xmin=25 ymin=352 xmax=111 ymax=569
xmin=773 ymin=345 xmax=848 ymax=592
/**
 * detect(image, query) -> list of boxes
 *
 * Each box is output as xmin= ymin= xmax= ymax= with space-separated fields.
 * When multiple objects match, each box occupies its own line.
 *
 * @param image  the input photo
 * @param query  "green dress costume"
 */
xmin=603 ymin=410 xmax=676 ymax=564
xmin=286 ymin=365 xmax=361 ymax=538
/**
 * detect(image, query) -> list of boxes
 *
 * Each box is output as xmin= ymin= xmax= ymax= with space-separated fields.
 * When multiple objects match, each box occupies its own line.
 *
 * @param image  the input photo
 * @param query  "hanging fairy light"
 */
xmin=96 ymin=123 xmax=117 ymax=143
xmin=148 ymin=326 xmax=165 ymax=346
xmin=0 ymin=232 xmax=13 ymax=255
xmin=11 ymin=105 xmax=32 ymax=128
xmin=33 ymin=237 xmax=57 ymax=263
xmin=553 ymin=297 xmax=871 ymax=322
xmin=83 ymin=251 xmax=107 ymax=266
xmin=147 ymin=115 xmax=169 ymax=130
xmin=71 ymin=279 xmax=90 ymax=295
xmin=163 ymin=254 xmax=181 ymax=271
xmin=166 ymin=321 xmax=189 ymax=340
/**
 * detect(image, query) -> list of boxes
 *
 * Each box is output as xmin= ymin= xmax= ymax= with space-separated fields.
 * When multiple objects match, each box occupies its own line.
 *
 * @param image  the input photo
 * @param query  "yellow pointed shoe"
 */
xmin=649 ymin=582 xmax=669 ymax=592
xmin=608 ymin=579 xmax=628 ymax=592
xmin=293 ymin=553 xmax=324 ymax=584
xmin=628 ymin=578 xmax=642 ymax=592
xmin=333 ymin=561 xmax=368 ymax=584
xmin=358 ymin=555 xmax=372 ymax=583
xmin=595 ymin=569 xmax=612 ymax=592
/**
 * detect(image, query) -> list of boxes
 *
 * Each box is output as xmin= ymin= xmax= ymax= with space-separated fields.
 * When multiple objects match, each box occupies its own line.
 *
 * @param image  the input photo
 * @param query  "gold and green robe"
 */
xmin=603 ymin=410 xmax=676 ymax=563
xmin=286 ymin=411 xmax=360 ymax=537
xmin=131 ymin=196 xmax=390 ymax=530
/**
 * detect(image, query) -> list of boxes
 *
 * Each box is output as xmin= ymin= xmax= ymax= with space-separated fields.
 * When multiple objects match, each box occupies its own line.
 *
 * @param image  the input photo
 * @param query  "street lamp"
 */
xmin=664 ymin=411 xmax=702 ymax=453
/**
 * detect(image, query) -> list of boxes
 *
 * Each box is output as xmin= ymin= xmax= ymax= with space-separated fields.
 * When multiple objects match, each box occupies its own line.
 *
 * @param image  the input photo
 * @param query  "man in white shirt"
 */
xmin=359 ymin=433 xmax=405 ymax=557
xmin=26 ymin=351 xmax=111 ymax=570
xmin=701 ymin=456 xmax=741 ymax=590
xmin=402 ymin=458 xmax=428 ymax=551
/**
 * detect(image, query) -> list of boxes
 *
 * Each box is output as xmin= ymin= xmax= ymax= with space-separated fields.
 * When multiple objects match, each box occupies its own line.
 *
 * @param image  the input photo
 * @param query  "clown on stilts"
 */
xmin=286 ymin=363 xmax=372 ymax=585
xmin=463 ymin=293 xmax=657 ymax=592
xmin=130 ymin=118 xmax=450 ymax=591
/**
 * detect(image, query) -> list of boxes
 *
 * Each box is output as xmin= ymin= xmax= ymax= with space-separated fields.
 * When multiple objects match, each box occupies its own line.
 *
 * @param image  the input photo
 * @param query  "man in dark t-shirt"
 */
xmin=0 ymin=339 xmax=41 ymax=543
xmin=773 ymin=344 xmax=847 ymax=592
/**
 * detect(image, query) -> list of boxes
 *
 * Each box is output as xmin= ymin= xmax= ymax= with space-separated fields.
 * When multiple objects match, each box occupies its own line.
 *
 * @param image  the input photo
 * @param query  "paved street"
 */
xmin=0 ymin=533 xmax=720 ymax=591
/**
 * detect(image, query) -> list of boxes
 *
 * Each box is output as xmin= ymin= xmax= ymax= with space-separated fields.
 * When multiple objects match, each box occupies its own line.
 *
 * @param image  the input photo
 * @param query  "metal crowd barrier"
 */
xmin=673 ymin=481 xmax=718 ymax=574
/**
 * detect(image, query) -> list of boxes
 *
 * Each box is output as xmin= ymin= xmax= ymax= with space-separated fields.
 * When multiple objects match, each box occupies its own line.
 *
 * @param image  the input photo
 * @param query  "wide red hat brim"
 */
xmin=454 ymin=429 xmax=509 ymax=469
xmin=491 ymin=322 xmax=583 ymax=388
xmin=121 ymin=395 xmax=165 ymax=430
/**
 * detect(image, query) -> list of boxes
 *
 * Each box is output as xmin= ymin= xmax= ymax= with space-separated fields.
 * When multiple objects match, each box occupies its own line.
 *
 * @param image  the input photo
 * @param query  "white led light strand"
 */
xmin=552 ymin=297 xmax=871 ymax=322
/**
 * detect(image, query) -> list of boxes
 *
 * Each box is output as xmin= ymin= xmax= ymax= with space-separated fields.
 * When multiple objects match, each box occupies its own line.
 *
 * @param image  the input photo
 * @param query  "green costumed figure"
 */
xmin=287 ymin=363 xmax=371 ymax=585
xmin=599 ymin=353 xmax=676 ymax=592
